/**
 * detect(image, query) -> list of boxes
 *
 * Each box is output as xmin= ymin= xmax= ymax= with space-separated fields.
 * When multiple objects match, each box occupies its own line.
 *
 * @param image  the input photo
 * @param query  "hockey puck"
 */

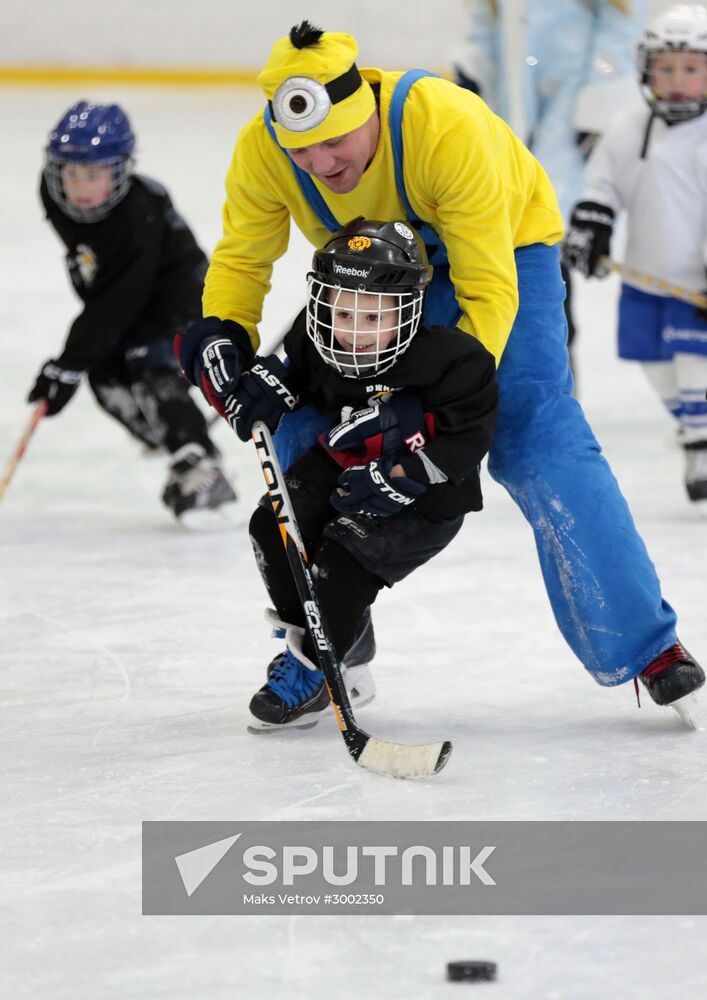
xmin=446 ymin=961 xmax=497 ymax=982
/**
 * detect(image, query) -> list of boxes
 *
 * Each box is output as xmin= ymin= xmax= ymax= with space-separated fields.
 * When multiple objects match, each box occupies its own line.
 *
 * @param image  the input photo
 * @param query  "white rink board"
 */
xmin=2 ymin=0 xmax=468 ymax=70
xmin=1 ymin=86 xmax=706 ymax=999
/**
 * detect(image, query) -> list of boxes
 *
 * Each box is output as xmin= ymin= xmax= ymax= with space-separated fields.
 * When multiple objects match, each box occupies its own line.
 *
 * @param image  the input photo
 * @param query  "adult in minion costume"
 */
xmin=177 ymin=21 xmax=701 ymax=704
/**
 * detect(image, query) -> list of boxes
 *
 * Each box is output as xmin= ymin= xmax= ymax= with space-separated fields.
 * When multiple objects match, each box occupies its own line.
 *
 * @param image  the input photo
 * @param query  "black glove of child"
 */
xmin=174 ymin=316 xmax=254 ymax=414
xmin=562 ymin=201 xmax=615 ymax=278
xmin=331 ymin=456 xmax=427 ymax=517
xmin=695 ymin=277 xmax=707 ymax=323
xmin=323 ymin=390 xmax=430 ymax=465
xmin=224 ymin=356 xmax=299 ymax=442
xmin=574 ymin=131 xmax=601 ymax=159
xmin=27 ymin=359 xmax=83 ymax=416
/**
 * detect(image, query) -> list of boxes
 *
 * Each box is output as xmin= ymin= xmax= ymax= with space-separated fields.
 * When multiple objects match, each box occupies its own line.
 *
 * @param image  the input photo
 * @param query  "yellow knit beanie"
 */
xmin=257 ymin=21 xmax=377 ymax=147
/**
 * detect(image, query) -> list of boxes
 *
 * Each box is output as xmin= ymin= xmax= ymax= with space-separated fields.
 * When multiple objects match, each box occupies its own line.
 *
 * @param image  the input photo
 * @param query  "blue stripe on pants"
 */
xmin=488 ymin=244 xmax=676 ymax=683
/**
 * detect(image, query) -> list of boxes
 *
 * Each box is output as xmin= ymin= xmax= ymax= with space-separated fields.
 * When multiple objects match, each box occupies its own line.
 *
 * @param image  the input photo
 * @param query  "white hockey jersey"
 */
xmin=582 ymin=106 xmax=707 ymax=293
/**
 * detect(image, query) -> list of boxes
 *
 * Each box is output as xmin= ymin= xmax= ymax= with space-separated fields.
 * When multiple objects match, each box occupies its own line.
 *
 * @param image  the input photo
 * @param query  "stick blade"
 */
xmin=356 ymin=736 xmax=452 ymax=779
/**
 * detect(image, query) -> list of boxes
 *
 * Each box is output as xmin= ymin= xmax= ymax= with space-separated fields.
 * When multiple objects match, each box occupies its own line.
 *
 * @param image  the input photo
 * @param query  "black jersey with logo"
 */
xmin=283 ymin=313 xmax=499 ymax=520
xmin=40 ymin=173 xmax=207 ymax=371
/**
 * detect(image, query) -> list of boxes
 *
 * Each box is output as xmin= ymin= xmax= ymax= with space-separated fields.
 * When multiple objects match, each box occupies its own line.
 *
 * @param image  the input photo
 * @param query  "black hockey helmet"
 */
xmin=306 ymin=218 xmax=432 ymax=378
xmin=311 ymin=217 xmax=433 ymax=292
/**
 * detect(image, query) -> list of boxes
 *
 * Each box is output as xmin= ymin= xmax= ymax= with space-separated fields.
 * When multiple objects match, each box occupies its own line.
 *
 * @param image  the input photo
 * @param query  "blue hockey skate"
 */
xmin=248 ymin=610 xmax=377 ymax=732
xmin=265 ymin=607 xmax=376 ymax=709
xmin=248 ymin=632 xmax=329 ymax=732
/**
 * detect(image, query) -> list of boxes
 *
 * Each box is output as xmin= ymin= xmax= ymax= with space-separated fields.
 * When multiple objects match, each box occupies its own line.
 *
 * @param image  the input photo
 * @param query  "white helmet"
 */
xmin=637 ymin=5 xmax=707 ymax=123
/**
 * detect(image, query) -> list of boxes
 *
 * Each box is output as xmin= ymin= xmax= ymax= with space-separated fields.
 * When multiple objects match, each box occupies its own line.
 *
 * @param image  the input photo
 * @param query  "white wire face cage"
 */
xmin=306 ymin=276 xmax=425 ymax=379
xmin=44 ymin=155 xmax=134 ymax=223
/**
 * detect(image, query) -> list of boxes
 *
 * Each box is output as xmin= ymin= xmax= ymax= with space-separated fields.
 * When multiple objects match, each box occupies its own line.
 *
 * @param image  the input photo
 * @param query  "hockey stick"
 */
xmin=251 ymin=419 xmax=452 ymax=778
xmin=600 ymin=257 xmax=707 ymax=310
xmin=0 ymin=400 xmax=48 ymax=503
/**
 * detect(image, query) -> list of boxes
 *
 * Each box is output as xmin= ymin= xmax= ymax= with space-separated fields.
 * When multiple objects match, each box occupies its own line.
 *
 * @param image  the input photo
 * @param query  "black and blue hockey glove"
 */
xmin=331 ymin=456 xmax=427 ymax=517
xmin=174 ymin=316 xmax=254 ymax=414
xmin=323 ymin=390 xmax=431 ymax=466
xmin=224 ymin=356 xmax=299 ymax=442
xmin=562 ymin=201 xmax=614 ymax=278
xmin=27 ymin=359 xmax=83 ymax=416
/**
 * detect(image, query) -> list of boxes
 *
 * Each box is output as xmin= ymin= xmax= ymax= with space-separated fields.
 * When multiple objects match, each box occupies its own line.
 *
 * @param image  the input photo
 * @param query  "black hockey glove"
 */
xmin=562 ymin=201 xmax=614 ymax=278
xmin=174 ymin=316 xmax=254 ymax=414
xmin=27 ymin=359 xmax=83 ymax=416
xmin=574 ymin=131 xmax=601 ymax=159
xmin=454 ymin=68 xmax=482 ymax=96
xmin=224 ymin=356 xmax=299 ymax=442
xmin=331 ymin=456 xmax=427 ymax=518
xmin=323 ymin=390 xmax=430 ymax=466
xmin=695 ymin=278 xmax=707 ymax=323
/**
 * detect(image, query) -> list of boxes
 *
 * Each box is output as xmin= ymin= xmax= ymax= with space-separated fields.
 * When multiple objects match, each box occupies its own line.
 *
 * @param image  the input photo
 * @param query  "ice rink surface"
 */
xmin=1 ymin=86 xmax=706 ymax=999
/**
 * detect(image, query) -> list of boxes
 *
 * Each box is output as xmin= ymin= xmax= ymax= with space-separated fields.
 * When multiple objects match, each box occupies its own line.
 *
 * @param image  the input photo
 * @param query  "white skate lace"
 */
xmin=180 ymin=458 xmax=219 ymax=496
xmin=167 ymin=444 xmax=221 ymax=498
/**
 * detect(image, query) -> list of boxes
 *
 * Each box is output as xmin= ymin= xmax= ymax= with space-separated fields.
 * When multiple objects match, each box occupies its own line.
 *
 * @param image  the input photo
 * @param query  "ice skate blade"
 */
xmin=247 ymin=712 xmax=325 ymax=734
xmin=178 ymin=501 xmax=245 ymax=532
xmin=669 ymin=693 xmax=701 ymax=729
xmin=690 ymin=497 xmax=707 ymax=519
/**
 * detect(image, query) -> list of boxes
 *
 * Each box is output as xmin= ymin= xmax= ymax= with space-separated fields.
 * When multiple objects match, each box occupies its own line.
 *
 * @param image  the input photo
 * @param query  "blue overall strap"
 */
xmin=389 ymin=70 xmax=460 ymax=327
xmin=263 ymin=106 xmax=341 ymax=233
xmin=388 ymin=70 xmax=447 ymax=265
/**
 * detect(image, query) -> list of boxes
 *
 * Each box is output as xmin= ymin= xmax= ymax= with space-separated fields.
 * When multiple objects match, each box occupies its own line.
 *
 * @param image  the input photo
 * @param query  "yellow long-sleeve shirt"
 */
xmin=203 ymin=69 xmax=563 ymax=364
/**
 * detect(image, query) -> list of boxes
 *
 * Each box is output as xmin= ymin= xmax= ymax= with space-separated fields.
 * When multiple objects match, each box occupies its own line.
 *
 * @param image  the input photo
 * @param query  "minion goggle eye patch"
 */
xmin=269 ymin=63 xmax=363 ymax=133
xmin=272 ymin=77 xmax=330 ymax=132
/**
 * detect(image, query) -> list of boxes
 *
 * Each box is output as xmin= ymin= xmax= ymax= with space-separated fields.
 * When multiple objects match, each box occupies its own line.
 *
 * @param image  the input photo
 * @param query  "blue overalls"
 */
xmin=266 ymin=71 xmax=677 ymax=684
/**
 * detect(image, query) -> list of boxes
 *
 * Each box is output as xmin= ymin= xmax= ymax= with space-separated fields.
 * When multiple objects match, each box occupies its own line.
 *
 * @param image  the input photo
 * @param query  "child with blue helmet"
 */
xmin=29 ymin=101 xmax=238 ymax=527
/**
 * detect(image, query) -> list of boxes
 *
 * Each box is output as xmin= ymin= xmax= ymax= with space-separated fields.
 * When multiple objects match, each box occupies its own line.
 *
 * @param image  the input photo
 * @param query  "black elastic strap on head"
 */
xmin=269 ymin=63 xmax=362 ymax=123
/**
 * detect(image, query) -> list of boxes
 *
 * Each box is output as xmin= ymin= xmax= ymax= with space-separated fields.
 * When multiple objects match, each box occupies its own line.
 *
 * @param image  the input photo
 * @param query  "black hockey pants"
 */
xmin=249 ymin=447 xmax=462 ymax=665
xmin=88 ymin=338 xmax=216 ymax=456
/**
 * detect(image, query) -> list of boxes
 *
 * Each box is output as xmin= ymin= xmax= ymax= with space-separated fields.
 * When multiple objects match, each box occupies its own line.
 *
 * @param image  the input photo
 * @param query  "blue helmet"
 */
xmin=45 ymin=101 xmax=136 ymax=222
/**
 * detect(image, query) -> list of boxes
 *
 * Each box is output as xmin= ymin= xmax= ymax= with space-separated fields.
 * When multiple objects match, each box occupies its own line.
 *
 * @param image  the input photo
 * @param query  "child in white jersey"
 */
xmin=563 ymin=3 xmax=707 ymax=505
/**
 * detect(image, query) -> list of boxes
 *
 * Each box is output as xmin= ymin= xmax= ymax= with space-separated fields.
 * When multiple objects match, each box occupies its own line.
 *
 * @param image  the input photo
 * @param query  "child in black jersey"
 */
xmin=184 ymin=218 xmax=498 ymax=730
xmin=28 ymin=100 xmax=238 ymax=526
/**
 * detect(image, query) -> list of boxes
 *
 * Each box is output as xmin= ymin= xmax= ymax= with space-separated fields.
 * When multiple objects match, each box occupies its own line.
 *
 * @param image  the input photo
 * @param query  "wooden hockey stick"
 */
xmin=0 ymin=401 xmax=48 ymax=503
xmin=251 ymin=419 xmax=452 ymax=778
xmin=600 ymin=257 xmax=707 ymax=310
